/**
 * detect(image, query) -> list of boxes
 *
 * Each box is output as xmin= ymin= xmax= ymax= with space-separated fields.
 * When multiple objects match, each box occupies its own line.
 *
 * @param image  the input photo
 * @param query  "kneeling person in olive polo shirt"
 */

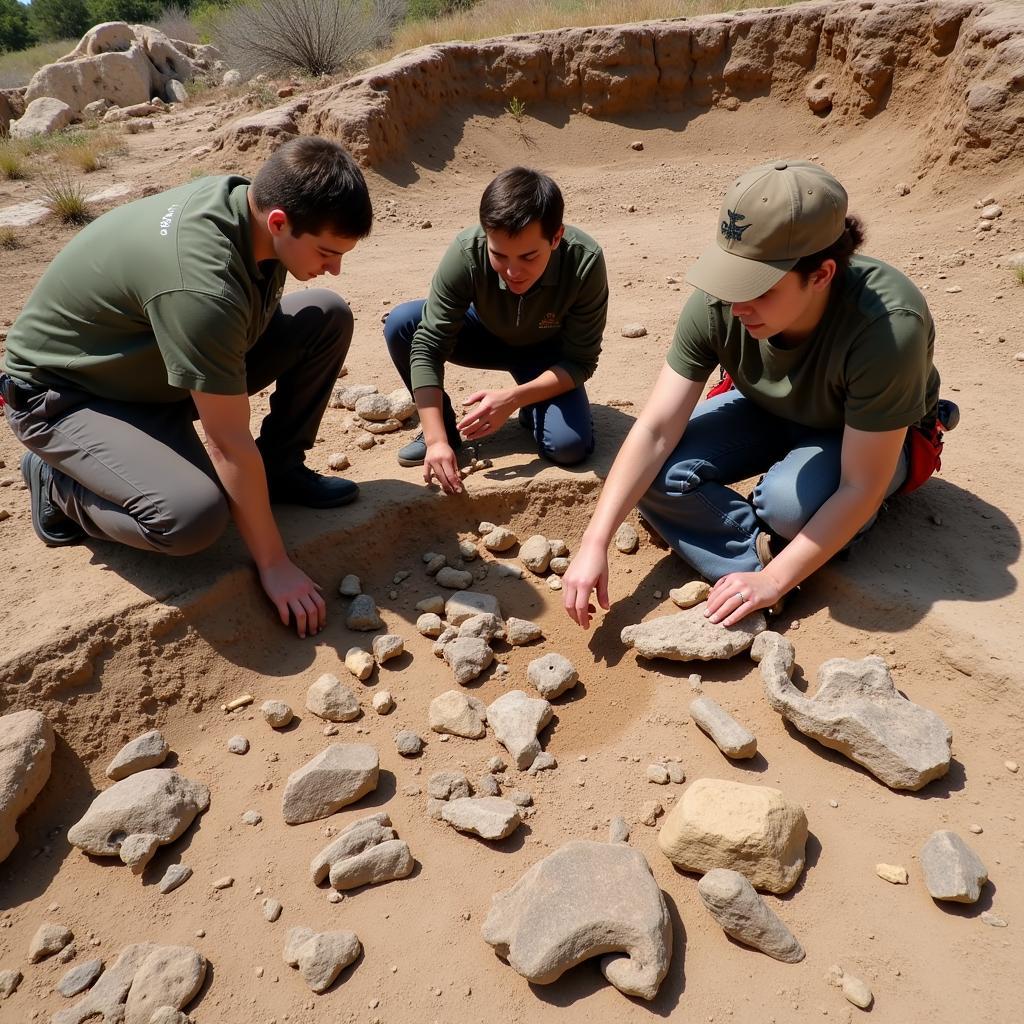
xmin=383 ymin=166 xmax=608 ymax=494
xmin=1 ymin=136 xmax=371 ymax=638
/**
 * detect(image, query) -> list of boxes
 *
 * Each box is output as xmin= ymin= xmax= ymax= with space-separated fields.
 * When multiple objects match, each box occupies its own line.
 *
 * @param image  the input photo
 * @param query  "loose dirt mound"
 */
xmin=212 ymin=0 xmax=1024 ymax=172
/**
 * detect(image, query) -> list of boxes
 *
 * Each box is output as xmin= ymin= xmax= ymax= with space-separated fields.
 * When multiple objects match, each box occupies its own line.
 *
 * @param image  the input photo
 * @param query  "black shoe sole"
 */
xmin=269 ymin=482 xmax=361 ymax=510
xmin=20 ymin=452 xmax=86 ymax=546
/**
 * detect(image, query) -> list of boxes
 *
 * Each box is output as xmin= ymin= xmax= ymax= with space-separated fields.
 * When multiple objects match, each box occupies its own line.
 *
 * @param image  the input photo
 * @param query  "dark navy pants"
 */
xmin=383 ymin=299 xmax=594 ymax=466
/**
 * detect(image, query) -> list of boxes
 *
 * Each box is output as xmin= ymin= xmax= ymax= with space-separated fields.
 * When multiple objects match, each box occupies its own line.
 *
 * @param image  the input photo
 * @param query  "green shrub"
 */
xmin=39 ymin=170 xmax=93 ymax=225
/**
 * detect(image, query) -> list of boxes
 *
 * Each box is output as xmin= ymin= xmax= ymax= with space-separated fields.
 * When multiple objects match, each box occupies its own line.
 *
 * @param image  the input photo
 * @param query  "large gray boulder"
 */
xmin=752 ymin=632 xmax=952 ymax=790
xmin=281 ymin=744 xmax=378 ymax=824
xmin=10 ymin=97 xmax=74 ymax=138
xmin=622 ymin=605 xmax=766 ymax=661
xmin=483 ymin=840 xmax=672 ymax=1000
xmin=697 ymin=868 xmax=804 ymax=962
xmin=487 ymin=690 xmax=553 ymax=770
xmin=0 ymin=709 xmax=54 ymax=864
xmin=67 ymin=769 xmax=208 ymax=863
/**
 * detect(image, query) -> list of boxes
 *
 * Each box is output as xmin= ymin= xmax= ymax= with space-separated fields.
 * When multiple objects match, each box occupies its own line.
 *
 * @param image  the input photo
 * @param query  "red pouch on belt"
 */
xmin=897 ymin=423 xmax=944 ymax=495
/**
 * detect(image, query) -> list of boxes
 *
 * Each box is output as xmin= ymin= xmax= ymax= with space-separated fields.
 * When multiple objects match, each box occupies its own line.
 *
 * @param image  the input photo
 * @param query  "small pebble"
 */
xmin=968 ymin=823 xmax=983 ymax=834
xmin=1006 ymin=760 xmax=1019 ymax=773
xmin=212 ymin=876 xmax=234 ymax=890
xmin=829 ymin=800 xmax=839 ymax=808
xmin=328 ymin=891 xmax=344 ymax=904
xmin=262 ymin=898 xmax=282 ymax=922
xmin=646 ymin=764 xmax=670 ymax=785
xmin=241 ymin=810 xmax=262 ymax=826
xmin=547 ymin=576 xmax=563 ymax=591
xmin=227 ymin=735 xmax=249 ymax=755
xmin=981 ymin=911 xmax=1008 ymax=928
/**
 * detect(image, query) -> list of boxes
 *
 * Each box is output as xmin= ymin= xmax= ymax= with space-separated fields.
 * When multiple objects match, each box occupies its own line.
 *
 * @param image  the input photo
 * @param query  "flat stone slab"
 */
xmin=697 ymin=868 xmax=804 ymax=962
xmin=0 ymin=708 xmax=54 ymax=864
xmin=921 ymin=830 xmax=988 ymax=903
xmin=753 ymin=632 xmax=952 ymax=790
xmin=482 ymin=840 xmax=672 ymax=1000
xmin=123 ymin=945 xmax=206 ymax=1024
xmin=440 ymin=797 xmax=521 ymax=840
xmin=658 ymin=778 xmax=807 ymax=894
xmin=428 ymin=690 xmax=487 ymax=738
xmin=622 ymin=604 xmax=766 ymax=661
xmin=0 ymin=200 xmax=50 ymax=227
xmin=487 ymin=690 xmax=553 ymax=770
xmin=281 ymin=744 xmax=379 ymax=824
xmin=67 ymin=770 xmax=209 ymax=860
xmin=56 ymin=958 xmax=104 ymax=997
xmin=445 ymin=591 xmax=502 ymax=625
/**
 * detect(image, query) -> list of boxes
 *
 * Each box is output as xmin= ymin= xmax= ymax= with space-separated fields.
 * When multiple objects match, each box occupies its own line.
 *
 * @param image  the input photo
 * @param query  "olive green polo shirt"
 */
xmin=668 ymin=255 xmax=940 ymax=432
xmin=409 ymin=224 xmax=608 ymax=393
xmin=4 ymin=175 xmax=286 ymax=402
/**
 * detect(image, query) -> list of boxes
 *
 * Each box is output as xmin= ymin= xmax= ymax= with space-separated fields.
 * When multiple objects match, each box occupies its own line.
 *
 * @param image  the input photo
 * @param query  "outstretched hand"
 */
xmin=562 ymin=542 xmax=611 ymax=629
xmin=457 ymin=389 xmax=518 ymax=441
xmin=705 ymin=570 xmax=782 ymax=626
xmin=259 ymin=557 xmax=326 ymax=638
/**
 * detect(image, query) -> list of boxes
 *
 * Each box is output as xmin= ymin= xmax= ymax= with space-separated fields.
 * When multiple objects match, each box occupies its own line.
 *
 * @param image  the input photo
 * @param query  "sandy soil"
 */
xmin=1 ymin=50 xmax=1022 ymax=1024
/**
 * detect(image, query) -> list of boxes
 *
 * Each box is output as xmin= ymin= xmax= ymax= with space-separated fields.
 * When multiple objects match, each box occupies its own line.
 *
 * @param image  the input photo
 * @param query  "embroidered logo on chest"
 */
xmin=538 ymin=312 xmax=561 ymax=330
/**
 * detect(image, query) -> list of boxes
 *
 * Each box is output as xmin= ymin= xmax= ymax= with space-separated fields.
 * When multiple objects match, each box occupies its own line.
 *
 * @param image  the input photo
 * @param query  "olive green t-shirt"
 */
xmin=4 ymin=175 xmax=286 ymax=403
xmin=668 ymin=256 xmax=940 ymax=431
xmin=409 ymin=224 xmax=608 ymax=393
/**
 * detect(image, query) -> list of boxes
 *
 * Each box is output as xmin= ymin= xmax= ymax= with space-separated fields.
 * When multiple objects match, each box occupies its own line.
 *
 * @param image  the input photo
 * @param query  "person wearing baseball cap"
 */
xmin=562 ymin=160 xmax=954 ymax=631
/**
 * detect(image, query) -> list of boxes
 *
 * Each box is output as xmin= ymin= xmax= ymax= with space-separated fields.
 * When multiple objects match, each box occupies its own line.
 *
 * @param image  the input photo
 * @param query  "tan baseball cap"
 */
xmin=686 ymin=160 xmax=848 ymax=303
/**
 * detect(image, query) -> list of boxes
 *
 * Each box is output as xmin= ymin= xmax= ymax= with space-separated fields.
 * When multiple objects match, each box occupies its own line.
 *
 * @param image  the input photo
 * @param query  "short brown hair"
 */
xmin=794 ymin=214 xmax=865 ymax=281
xmin=479 ymin=167 xmax=563 ymax=242
xmin=251 ymin=136 xmax=372 ymax=239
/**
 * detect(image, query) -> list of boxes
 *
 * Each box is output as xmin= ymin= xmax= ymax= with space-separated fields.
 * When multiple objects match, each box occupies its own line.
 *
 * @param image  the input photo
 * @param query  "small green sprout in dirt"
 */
xmin=0 ymin=227 xmax=19 ymax=250
xmin=505 ymin=96 xmax=527 ymax=122
xmin=39 ymin=171 xmax=93 ymax=226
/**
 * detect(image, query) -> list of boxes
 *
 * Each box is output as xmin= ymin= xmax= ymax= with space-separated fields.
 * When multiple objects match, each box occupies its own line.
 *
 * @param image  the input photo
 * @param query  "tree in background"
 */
xmin=0 ymin=0 xmax=36 ymax=53
xmin=28 ymin=0 xmax=91 ymax=42
xmin=86 ymin=0 xmax=163 ymax=23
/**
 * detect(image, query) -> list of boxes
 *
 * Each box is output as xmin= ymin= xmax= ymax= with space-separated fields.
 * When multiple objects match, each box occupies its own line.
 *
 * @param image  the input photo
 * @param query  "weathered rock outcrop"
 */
xmin=0 ymin=709 xmax=54 ymax=864
xmin=215 ymin=1 xmax=1024 ymax=174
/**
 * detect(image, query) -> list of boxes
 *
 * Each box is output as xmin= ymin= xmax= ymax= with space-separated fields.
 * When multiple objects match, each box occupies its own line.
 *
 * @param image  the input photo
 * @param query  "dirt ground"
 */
xmin=1 ymin=49 xmax=1022 ymax=1024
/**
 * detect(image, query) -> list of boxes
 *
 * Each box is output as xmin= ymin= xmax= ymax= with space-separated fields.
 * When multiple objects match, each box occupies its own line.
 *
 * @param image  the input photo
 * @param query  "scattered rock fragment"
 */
xmin=505 ymin=617 xmax=543 ymax=646
xmin=428 ymin=771 xmax=472 ymax=801
xmin=329 ymin=839 xmax=413 ymax=890
xmin=0 ymin=709 xmax=55 ymax=863
xmin=121 ymin=945 xmax=207 ymax=1024
xmin=623 ymin=605 xmax=766 ymax=661
xmin=283 ymin=928 xmax=361 ymax=993
xmin=344 ymin=648 xmax=375 ymax=682
xmin=658 ymin=779 xmax=807 ymax=894
xmin=0 ymin=969 xmax=21 ymax=998
xmin=549 ymin=557 xmax=569 ymax=575
xmin=372 ymin=691 xmax=394 ymax=715
xmin=482 ymin=840 xmax=671 ymax=999
xmin=440 ymin=797 xmax=521 ymax=840
xmin=488 ymin=691 xmax=554 ymax=769
xmin=457 ymin=612 xmax=505 ymax=642
xmin=690 ymin=697 xmax=757 ymax=759
xmin=527 ymin=751 xmax=557 ymax=775
xmin=526 ymin=653 xmax=579 ymax=699
xmin=68 ymin=770 xmax=209 ymax=864
xmin=476 ymin=773 xmax=501 ymax=796
xmin=424 ymin=553 xmax=446 ymax=575
xmin=158 ymin=864 xmax=192 ymax=895
xmin=119 ymin=832 xmax=161 ymax=873
xmin=57 ymin=958 xmax=104 ymax=997
xmin=306 ymin=674 xmax=361 ymax=722
xmin=436 ymin=567 xmax=473 ymax=589
xmin=338 ymin=574 xmax=361 ymax=597
xmin=667 ymin=763 xmax=685 ymax=784
xmin=640 ymin=802 xmax=663 ymax=827
xmin=345 ymin=594 xmax=382 ymax=630
xmin=697 ymin=868 xmax=804 ymax=962
xmin=242 ymin=810 xmax=262 ymax=827
xmin=227 ymin=735 xmax=249 ymax=754
xmin=416 ymin=595 xmax=445 ymax=615
xmin=394 ymin=731 xmax=424 ymax=757
xmin=310 ymin=813 xmax=393 ymax=882
xmin=647 ymin=764 xmax=670 ymax=785
xmin=614 ymin=523 xmax=639 ymax=553
xmin=519 ymin=534 xmax=553 ymax=574
xmin=260 ymin=700 xmax=293 ymax=729
xmin=30 ymin=922 xmax=73 ymax=962
xmin=875 ymin=863 xmax=908 ymax=885
xmin=921 ymin=830 xmax=988 ymax=903
xmin=51 ymin=942 xmax=155 ymax=1024
xmin=212 ymin=876 xmax=233 ymax=890
xmin=981 ymin=911 xmax=1008 ymax=928
xmin=372 ymin=634 xmax=404 ymax=665
xmin=106 ymin=731 xmax=169 ymax=781
xmin=429 ymin=691 xmax=488 ymax=738
xmin=482 ymin=526 xmax=518 ymax=552
xmin=443 ymin=636 xmax=494 ymax=685
xmin=829 ymin=965 xmax=874 ymax=1010
xmin=417 ymin=612 xmax=444 ymax=638
xmin=282 ymin=745 xmax=379 ymax=825
xmin=669 ymin=581 xmax=711 ymax=608
xmin=262 ymin=898 xmax=282 ymax=922
xmin=609 ymin=817 xmax=631 ymax=843
xmin=459 ymin=539 xmax=479 ymax=560
xmin=752 ymin=632 xmax=952 ymax=790
xmin=327 ymin=452 xmax=350 ymax=472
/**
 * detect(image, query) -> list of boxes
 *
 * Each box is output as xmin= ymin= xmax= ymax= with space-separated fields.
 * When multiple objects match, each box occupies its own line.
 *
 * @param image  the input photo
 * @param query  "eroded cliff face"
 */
xmin=212 ymin=0 xmax=1023 ymax=174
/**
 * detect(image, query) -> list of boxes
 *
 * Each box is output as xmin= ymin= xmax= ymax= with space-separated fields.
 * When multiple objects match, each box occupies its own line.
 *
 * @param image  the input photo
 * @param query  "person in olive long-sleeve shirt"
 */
xmin=383 ymin=167 xmax=609 ymax=494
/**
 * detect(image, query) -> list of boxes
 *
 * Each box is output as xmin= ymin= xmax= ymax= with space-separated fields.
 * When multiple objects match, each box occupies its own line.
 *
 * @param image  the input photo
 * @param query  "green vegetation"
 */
xmin=0 ymin=139 xmax=28 ymax=179
xmin=1014 ymin=264 xmax=1024 ymax=288
xmin=0 ymin=0 xmax=33 ymax=54
xmin=39 ymin=169 xmax=93 ymax=225
xmin=505 ymin=96 xmax=526 ymax=122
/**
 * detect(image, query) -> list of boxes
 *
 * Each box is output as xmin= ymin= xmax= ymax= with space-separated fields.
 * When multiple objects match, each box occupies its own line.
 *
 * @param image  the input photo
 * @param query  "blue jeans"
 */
xmin=637 ymin=389 xmax=908 ymax=582
xmin=383 ymin=299 xmax=594 ymax=466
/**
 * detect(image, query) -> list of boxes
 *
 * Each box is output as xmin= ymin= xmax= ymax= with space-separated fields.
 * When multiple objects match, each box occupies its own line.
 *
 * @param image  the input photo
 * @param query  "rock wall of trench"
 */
xmin=213 ymin=0 xmax=1024 ymax=173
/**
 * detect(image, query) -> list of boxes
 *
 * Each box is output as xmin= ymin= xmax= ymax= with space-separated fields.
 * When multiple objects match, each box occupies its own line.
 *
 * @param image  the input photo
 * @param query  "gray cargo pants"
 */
xmin=2 ymin=290 xmax=352 ymax=556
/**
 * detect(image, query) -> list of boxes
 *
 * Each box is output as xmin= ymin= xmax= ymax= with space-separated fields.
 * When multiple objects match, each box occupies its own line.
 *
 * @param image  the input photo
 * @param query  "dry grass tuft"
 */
xmin=39 ymin=171 xmax=93 ymax=226
xmin=0 ymin=227 xmax=19 ymax=250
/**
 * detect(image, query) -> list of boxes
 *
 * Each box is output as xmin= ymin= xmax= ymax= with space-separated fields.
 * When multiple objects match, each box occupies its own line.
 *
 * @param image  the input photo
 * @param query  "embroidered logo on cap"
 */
xmin=720 ymin=209 xmax=751 ymax=242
